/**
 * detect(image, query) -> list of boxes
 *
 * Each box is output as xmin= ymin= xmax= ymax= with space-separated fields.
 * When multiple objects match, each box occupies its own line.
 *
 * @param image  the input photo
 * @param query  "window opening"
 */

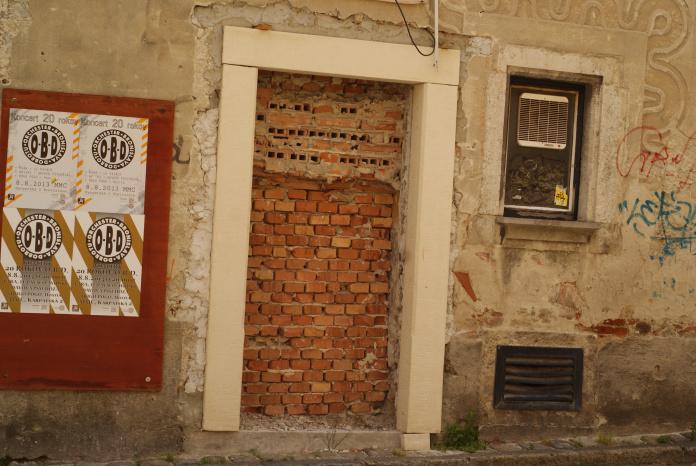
xmin=503 ymin=77 xmax=585 ymax=220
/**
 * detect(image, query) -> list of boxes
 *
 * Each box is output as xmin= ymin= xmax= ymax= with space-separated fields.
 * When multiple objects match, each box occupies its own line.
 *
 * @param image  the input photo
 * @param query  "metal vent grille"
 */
xmin=494 ymin=346 xmax=583 ymax=411
xmin=517 ymin=93 xmax=569 ymax=150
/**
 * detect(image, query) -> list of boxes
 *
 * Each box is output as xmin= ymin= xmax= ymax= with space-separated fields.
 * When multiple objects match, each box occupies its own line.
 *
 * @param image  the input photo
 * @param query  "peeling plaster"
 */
xmin=170 ymin=9 xmax=225 ymax=393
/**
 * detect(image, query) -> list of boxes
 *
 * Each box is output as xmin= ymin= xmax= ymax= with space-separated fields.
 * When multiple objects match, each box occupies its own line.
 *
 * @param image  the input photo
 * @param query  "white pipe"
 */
xmin=434 ymin=0 xmax=439 ymax=69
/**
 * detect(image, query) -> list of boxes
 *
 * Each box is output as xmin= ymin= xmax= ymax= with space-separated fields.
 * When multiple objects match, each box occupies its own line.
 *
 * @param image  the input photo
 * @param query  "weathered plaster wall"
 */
xmin=441 ymin=0 xmax=696 ymax=439
xmin=2 ymin=0 xmax=696 ymax=459
xmin=188 ymin=0 xmax=696 ymax=443
xmin=0 ymin=0 xmax=197 ymax=459
xmin=0 ymin=0 xmax=441 ymax=459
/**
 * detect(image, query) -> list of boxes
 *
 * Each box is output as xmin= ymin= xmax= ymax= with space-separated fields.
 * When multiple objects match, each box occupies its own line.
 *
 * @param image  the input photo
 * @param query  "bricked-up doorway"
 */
xmin=241 ymin=72 xmax=407 ymax=421
xmin=205 ymin=27 xmax=459 ymax=439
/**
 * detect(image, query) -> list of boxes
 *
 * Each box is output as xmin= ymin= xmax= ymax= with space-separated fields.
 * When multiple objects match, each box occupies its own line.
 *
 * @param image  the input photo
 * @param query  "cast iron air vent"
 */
xmin=493 ymin=346 xmax=583 ymax=411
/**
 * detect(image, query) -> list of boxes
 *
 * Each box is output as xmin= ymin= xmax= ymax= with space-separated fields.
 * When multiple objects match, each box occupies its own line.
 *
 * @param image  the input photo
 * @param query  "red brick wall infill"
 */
xmin=254 ymin=71 xmax=408 ymax=183
xmin=242 ymin=169 xmax=394 ymax=416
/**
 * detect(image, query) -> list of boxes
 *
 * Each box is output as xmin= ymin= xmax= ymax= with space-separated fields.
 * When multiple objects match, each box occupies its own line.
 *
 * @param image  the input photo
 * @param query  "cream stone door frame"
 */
xmin=204 ymin=27 xmax=460 ymax=437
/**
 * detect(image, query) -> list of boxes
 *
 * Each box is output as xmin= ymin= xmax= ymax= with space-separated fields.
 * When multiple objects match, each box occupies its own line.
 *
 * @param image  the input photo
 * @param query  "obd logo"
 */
xmin=86 ymin=217 xmax=132 ymax=263
xmin=92 ymin=130 xmax=135 ymax=170
xmin=21 ymin=125 xmax=67 ymax=165
xmin=15 ymin=214 xmax=63 ymax=260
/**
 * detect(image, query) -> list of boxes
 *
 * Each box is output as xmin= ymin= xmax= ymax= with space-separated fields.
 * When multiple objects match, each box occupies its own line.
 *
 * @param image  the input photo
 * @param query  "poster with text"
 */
xmin=71 ymin=212 xmax=143 ymax=317
xmin=78 ymin=114 xmax=148 ymax=214
xmin=2 ymin=107 xmax=148 ymax=316
xmin=0 ymin=89 xmax=173 ymax=391
xmin=0 ymin=208 xmax=75 ymax=314
xmin=5 ymin=109 xmax=80 ymax=211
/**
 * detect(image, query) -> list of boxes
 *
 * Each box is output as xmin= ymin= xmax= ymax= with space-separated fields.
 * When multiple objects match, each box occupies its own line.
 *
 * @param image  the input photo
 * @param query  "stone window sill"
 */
xmin=495 ymin=216 xmax=601 ymax=244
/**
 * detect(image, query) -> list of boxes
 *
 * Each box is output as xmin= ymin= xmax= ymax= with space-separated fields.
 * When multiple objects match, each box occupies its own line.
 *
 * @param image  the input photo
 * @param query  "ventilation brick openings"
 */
xmin=254 ymin=72 xmax=408 ymax=183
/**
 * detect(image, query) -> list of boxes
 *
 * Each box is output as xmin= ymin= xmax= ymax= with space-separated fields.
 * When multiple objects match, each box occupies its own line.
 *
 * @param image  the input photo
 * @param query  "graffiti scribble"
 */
xmin=615 ymin=126 xmax=696 ymax=190
xmin=619 ymin=191 xmax=696 ymax=264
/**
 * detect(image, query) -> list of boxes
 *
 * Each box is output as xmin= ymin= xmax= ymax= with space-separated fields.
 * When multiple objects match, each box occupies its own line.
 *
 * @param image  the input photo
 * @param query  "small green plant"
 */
xmin=160 ymin=453 xmax=175 ymax=463
xmin=0 ymin=457 xmax=11 ymax=466
xmin=442 ymin=411 xmax=485 ymax=452
xmin=391 ymin=449 xmax=406 ymax=457
xmin=596 ymin=432 xmax=613 ymax=446
xmin=690 ymin=419 xmax=696 ymax=441
xmin=656 ymin=435 xmax=671 ymax=444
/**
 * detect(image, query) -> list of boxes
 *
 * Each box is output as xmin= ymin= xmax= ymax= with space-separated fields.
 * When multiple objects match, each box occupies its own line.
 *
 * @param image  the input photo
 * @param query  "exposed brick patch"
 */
xmin=243 ymin=169 xmax=394 ymax=416
xmin=574 ymin=318 xmax=696 ymax=337
xmin=576 ymin=319 xmax=631 ymax=337
xmin=254 ymin=71 xmax=408 ymax=183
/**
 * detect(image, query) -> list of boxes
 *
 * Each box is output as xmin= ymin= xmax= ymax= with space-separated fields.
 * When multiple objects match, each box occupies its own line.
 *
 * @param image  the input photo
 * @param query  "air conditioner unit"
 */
xmin=503 ymin=79 xmax=583 ymax=217
xmin=517 ymin=93 xmax=569 ymax=150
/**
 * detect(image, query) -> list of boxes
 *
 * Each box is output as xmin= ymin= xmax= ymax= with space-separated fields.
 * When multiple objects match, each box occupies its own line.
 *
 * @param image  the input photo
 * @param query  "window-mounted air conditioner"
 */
xmin=503 ymin=79 xmax=584 ymax=219
xmin=517 ymin=93 xmax=569 ymax=150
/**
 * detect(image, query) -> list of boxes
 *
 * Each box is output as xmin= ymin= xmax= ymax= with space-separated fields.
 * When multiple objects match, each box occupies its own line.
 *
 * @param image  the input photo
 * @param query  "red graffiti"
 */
xmin=615 ymin=126 xmax=696 ymax=189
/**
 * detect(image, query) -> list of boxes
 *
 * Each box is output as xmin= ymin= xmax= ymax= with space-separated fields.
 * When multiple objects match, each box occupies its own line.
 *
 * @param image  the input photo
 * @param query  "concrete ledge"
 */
xmin=496 ymin=216 xmax=601 ymax=244
xmin=184 ymin=430 xmax=401 ymax=456
xmin=401 ymin=433 xmax=430 ymax=451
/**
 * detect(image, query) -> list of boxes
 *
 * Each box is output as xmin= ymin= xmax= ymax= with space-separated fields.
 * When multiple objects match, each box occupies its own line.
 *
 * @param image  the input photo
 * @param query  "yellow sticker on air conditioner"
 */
xmin=554 ymin=185 xmax=569 ymax=207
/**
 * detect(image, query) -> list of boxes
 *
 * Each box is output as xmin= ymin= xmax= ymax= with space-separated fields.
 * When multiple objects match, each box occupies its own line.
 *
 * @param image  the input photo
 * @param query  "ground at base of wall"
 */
xmin=6 ymin=431 xmax=696 ymax=466
xmin=240 ymin=412 xmax=393 ymax=431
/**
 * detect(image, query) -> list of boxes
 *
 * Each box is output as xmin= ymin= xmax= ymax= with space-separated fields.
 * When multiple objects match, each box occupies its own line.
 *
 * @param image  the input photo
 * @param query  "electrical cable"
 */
xmin=393 ymin=0 xmax=436 ymax=57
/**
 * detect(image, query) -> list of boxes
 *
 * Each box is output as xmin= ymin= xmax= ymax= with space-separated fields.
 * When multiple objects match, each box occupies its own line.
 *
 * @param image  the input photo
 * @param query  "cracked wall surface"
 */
xmin=2 ymin=0 xmax=696 ymax=459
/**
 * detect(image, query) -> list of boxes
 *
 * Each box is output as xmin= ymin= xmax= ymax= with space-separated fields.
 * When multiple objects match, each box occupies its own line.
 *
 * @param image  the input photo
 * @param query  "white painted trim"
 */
xmin=222 ymin=27 xmax=460 ymax=86
xmin=203 ymin=64 xmax=258 ymax=431
xmin=396 ymin=83 xmax=457 ymax=433
xmin=401 ymin=433 xmax=431 ymax=450
xmin=206 ymin=27 xmax=460 ymax=436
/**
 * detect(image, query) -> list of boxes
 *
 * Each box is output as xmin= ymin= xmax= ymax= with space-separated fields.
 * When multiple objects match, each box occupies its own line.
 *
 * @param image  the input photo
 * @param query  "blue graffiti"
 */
xmin=619 ymin=191 xmax=696 ymax=264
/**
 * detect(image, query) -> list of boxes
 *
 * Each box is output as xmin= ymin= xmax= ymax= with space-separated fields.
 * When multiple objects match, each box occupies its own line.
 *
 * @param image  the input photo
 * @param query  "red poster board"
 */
xmin=0 ymin=89 xmax=174 ymax=390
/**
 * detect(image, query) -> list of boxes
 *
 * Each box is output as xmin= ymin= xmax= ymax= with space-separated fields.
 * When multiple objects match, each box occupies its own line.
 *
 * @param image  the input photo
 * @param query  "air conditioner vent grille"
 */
xmin=494 ymin=346 xmax=583 ymax=410
xmin=517 ymin=93 xmax=569 ymax=150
